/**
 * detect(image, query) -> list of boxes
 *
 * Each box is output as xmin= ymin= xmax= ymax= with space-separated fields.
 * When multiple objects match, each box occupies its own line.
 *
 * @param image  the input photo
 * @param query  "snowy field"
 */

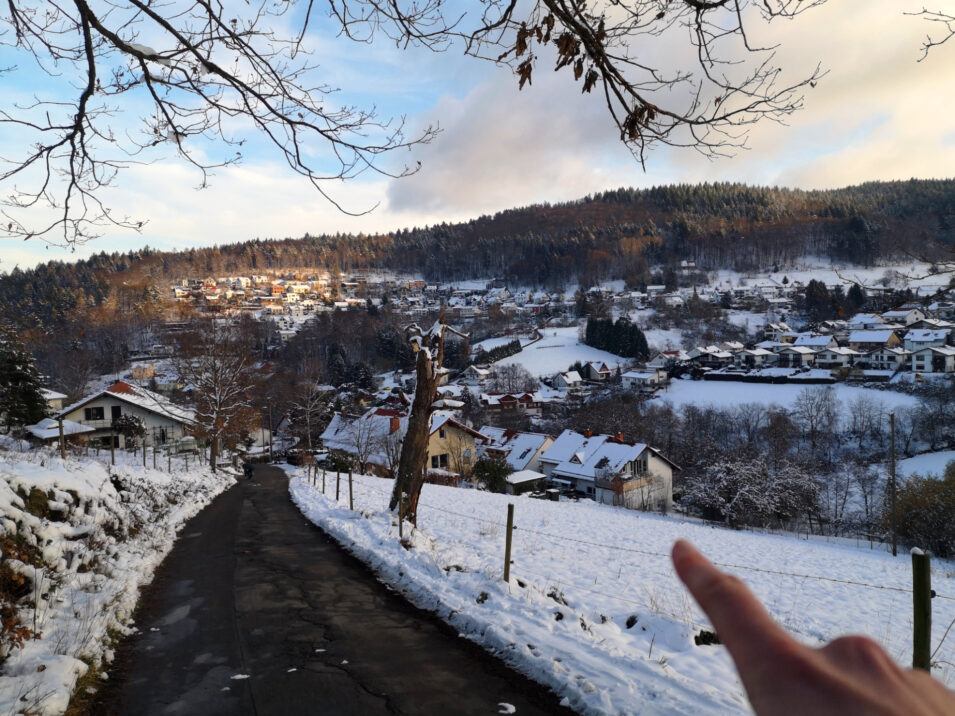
xmin=655 ymin=380 xmax=921 ymax=411
xmin=289 ymin=471 xmax=955 ymax=714
xmin=496 ymin=327 xmax=628 ymax=377
xmin=0 ymin=451 xmax=233 ymax=715
xmin=642 ymin=328 xmax=684 ymax=352
xmin=711 ymin=260 xmax=945 ymax=292
xmin=897 ymin=450 xmax=955 ymax=478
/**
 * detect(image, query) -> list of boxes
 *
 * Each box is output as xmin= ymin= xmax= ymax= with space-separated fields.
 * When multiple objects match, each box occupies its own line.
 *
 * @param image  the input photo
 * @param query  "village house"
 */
xmin=814 ymin=347 xmax=862 ymax=369
xmin=538 ymin=430 xmax=677 ymax=511
xmin=582 ymin=361 xmax=613 ymax=381
xmin=320 ymin=408 xmax=488 ymax=481
xmin=903 ymin=329 xmax=951 ymax=352
xmin=553 ymin=370 xmax=583 ymax=391
xmin=763 ymin=322 xmax=793 ymax=342
xmin=848 ymin=329 xmax=901 ymax=351
xmin=774 ymin=345 xmax=817 ymax=368
xmin=846 ymin=313 xmax=886 ymax=331
xmin=688 ymin=345 xmax=735 ymax=370
xmin=480 ymin=392 xmax=545 ymax=416
xmin=41 ymin=388 xmax=67 ymax=413
xmin=910 ymin=345 xmax=955 ymax=374
xmin=881 ymin=308 xmax=926 ymax=326
xmin=734 ymin=348 xmax=776 ymax=369
xmin=862 ymin=346 xmax=910 ymax=372
xmin=458 ymin=365 xmax=491 ymax=384
xmin=56 ymin=380 xmax=195 ymax=449
xmin=792 ymin=334 xmax=838 ymax=350
xmin=621 ymin=369 xmax=668 ymax=392
xmin=478 ymin=428 xmax=554 ymax=473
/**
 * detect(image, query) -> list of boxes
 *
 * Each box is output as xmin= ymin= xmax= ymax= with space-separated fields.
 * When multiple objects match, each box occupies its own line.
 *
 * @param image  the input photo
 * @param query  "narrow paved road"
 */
xmin=91 ymin=465 xmax=573 ymax=715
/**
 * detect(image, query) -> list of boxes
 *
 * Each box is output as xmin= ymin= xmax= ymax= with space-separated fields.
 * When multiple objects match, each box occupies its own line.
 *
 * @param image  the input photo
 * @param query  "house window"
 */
xmin=431 ymin=453 xmax=449 ymax=469
xmin=84 ymin=406 xmax=105 ymax=421
xmin=439 ymin=428 xmax=446 ymax=439
xmin=463 ymin=448 xmax=472 ymax=464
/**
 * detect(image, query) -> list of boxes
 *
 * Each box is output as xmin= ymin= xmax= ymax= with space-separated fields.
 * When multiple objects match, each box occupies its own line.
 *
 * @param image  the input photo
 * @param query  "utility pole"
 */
xmin=267 ymin=398 xmax=274 ymax=461
xmin=57 ymin=417 xmax=66 ymax=459
xmin=889 ymin=412 xmax=897 ymax=557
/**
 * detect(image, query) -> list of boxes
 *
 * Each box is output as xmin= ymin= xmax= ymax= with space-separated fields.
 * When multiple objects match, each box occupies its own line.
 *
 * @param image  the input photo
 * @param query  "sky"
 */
xmin=2 ymin=1 xmax=954 ymax=271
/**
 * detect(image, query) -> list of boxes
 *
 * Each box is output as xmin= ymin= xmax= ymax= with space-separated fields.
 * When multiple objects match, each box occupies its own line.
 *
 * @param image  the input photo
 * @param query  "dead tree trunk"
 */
xmin=389 ymin=315 xmax=464 ymax=525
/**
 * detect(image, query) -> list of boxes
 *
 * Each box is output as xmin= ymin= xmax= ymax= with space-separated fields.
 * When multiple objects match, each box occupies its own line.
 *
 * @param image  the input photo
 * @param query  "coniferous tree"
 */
xmin=0 ymin=327 xmax=49 ymax=434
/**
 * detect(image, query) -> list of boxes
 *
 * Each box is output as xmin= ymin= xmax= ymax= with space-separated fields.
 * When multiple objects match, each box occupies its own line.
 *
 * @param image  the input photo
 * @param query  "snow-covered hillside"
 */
xmin=290 ymin=471 xmax=955 ymax=715
xmin=0 ymin=452 xmax=233 ymax=715
xmin=497 ymin=327 xmax=627 ymax=377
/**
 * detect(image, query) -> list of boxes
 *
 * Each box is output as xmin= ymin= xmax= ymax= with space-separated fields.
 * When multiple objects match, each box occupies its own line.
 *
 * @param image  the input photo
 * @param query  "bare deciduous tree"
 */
xmin=1 ymin=0 xmax=436 ymax=245
xmin=174 ymin=319 xmax=257 ymax=471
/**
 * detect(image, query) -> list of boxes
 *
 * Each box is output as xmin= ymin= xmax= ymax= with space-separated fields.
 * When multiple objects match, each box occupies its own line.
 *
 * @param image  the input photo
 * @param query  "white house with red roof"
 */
xmin=56 ymin=380 xmax=195 ymax=449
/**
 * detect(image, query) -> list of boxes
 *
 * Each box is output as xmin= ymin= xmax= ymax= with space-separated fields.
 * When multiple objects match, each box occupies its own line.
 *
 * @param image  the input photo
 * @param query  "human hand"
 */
xmin=671 ymin=539 xmax=955 ymax=715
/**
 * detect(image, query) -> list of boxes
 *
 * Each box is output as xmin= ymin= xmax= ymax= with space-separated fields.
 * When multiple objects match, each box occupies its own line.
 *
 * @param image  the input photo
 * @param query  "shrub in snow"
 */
xmin=683 ymin=456 xmax=818 ymax=529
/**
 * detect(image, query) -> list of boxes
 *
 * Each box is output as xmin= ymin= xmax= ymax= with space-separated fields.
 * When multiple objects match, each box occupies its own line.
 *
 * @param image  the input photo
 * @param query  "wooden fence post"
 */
xmin=503 ymin=503 xmax=515 ymax=582
xmin=58 ymin=418 xmax=66 ymax=459
xmin=168 ymin=451 xmax=172 ymax=473
xmin=153 ymin=447 xmax=157 ymax=470
xmin=322 ymin=467 xmax=326 ymax=493
xmin=348 ymin=469 xmax=354 ymax=511
xmin=143 ymin=442 xmax=147 ymax=467
xmin=110 ymin=435 xmax=115 ymax=466
xmin=336 ymin=472 xmax=340 ymax=501
xmin=912 ymin=548 xmax=932 ymax=672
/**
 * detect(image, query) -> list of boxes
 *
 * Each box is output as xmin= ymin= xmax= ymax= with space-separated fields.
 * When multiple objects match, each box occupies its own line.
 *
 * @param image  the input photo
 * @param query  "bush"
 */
xmin=886 ymin=462 xmax=955 ymax=558
xmin=472 ymin=455 xmax=511 ymax=493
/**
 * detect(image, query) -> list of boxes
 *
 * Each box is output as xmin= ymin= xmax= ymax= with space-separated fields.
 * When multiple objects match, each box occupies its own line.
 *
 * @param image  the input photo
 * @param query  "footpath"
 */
xmin=89 ymin=464 xmax=572 ymax=715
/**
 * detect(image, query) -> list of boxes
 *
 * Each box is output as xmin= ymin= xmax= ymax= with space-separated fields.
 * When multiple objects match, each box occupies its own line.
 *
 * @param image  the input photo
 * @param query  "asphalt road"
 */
xmin=90 ymin=464 xmax=573 ymax=715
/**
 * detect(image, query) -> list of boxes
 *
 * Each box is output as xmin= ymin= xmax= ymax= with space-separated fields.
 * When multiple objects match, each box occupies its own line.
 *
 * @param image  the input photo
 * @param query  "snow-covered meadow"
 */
xmin=655 ymin=379 xmax=921 ymax=412
xmin=496 ymin=327 xmax=628 ymax=377
xmin=0 ymin=451 xmax=233 ymax=715
xmin=289 ymin=471 xmax=955 ymax=714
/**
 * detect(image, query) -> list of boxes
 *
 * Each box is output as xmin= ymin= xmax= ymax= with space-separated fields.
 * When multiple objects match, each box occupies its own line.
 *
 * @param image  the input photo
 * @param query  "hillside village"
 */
xmin=11 ymin=261 xmax=945 ymax=524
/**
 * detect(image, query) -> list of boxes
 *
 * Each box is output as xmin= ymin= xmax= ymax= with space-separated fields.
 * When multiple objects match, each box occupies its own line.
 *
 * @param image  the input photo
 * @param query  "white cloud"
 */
xmin=4 ymin=0 xmax=955 ymax=272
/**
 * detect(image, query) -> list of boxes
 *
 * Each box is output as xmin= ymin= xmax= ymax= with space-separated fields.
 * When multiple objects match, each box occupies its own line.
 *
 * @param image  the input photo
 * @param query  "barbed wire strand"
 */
xmin=302 ymin=476 xmax=955 ymax=604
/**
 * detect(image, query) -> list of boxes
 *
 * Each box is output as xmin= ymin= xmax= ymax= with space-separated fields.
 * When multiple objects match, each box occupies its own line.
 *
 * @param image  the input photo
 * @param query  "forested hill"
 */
xmin=3 ymin=179 xmax=955 ymax=328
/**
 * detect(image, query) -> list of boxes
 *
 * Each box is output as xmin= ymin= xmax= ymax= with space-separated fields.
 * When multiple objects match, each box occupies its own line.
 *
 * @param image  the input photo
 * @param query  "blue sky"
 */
xmin=2 ymin=1 xmax=954 ymax=271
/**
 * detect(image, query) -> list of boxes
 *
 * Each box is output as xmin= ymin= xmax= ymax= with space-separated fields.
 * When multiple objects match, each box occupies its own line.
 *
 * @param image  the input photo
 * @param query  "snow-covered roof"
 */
xmin=792 ymin=334 xmax=834 ymax=347
xmin=622 ymin=371 xmax=659 ymax=380
xmin=847 ymin=313 xmax=884 ymax=326
xmin=480 ymin=430 xmax=553 ymax=471
xmin=848 ymin=330 xmax=897 ymax=343
xmin=506 ymin=470 xmax=546 ymax=485
xmin=911 ymin=345 xmax=955 ymax=356
xmin=25 ymin=418 xmax=95 ymax=440
xmin=550 ymin=440 xmax=651 ymax=481
xmin=58 ymin=381 xmax=195 ymax=425
xmin=539 ymin=430 xmax=604 ymax=465
xmin=41 ymin=388 xmax=67 ymax=401
xmin=559 ymin=371 xmax=582 ymax=383
xmin=904 ymin=329 xmax=949 ymax=342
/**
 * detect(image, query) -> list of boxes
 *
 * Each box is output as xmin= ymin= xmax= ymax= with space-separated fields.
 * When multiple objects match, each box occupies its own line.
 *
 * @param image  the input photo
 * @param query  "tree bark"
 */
xmin=389 ymin=327 xmax=445 ymax=524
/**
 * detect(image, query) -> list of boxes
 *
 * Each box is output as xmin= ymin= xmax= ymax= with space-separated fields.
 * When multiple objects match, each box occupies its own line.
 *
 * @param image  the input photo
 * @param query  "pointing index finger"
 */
xmin=671 ymin=539 xmax=801 ymax=676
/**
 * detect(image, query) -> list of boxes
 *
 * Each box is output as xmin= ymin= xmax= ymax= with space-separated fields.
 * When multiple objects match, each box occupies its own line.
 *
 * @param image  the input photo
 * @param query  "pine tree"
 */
xmin=0 ymin=327 xmax=49 ymax=434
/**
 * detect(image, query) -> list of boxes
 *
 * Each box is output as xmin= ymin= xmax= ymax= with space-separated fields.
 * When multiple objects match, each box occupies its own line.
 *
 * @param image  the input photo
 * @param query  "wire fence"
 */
xmin=299 ymin=469 xmax=955 ymax=659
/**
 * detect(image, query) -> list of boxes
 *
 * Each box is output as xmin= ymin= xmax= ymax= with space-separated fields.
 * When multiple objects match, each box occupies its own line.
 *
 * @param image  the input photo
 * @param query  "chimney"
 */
xmin=583 ymin=429 xmax=593 ymax=439
xmin=615 ymin=433 xmax=625 ymax=443
xmin=390 ymin=417 xmax=400 ymax=434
